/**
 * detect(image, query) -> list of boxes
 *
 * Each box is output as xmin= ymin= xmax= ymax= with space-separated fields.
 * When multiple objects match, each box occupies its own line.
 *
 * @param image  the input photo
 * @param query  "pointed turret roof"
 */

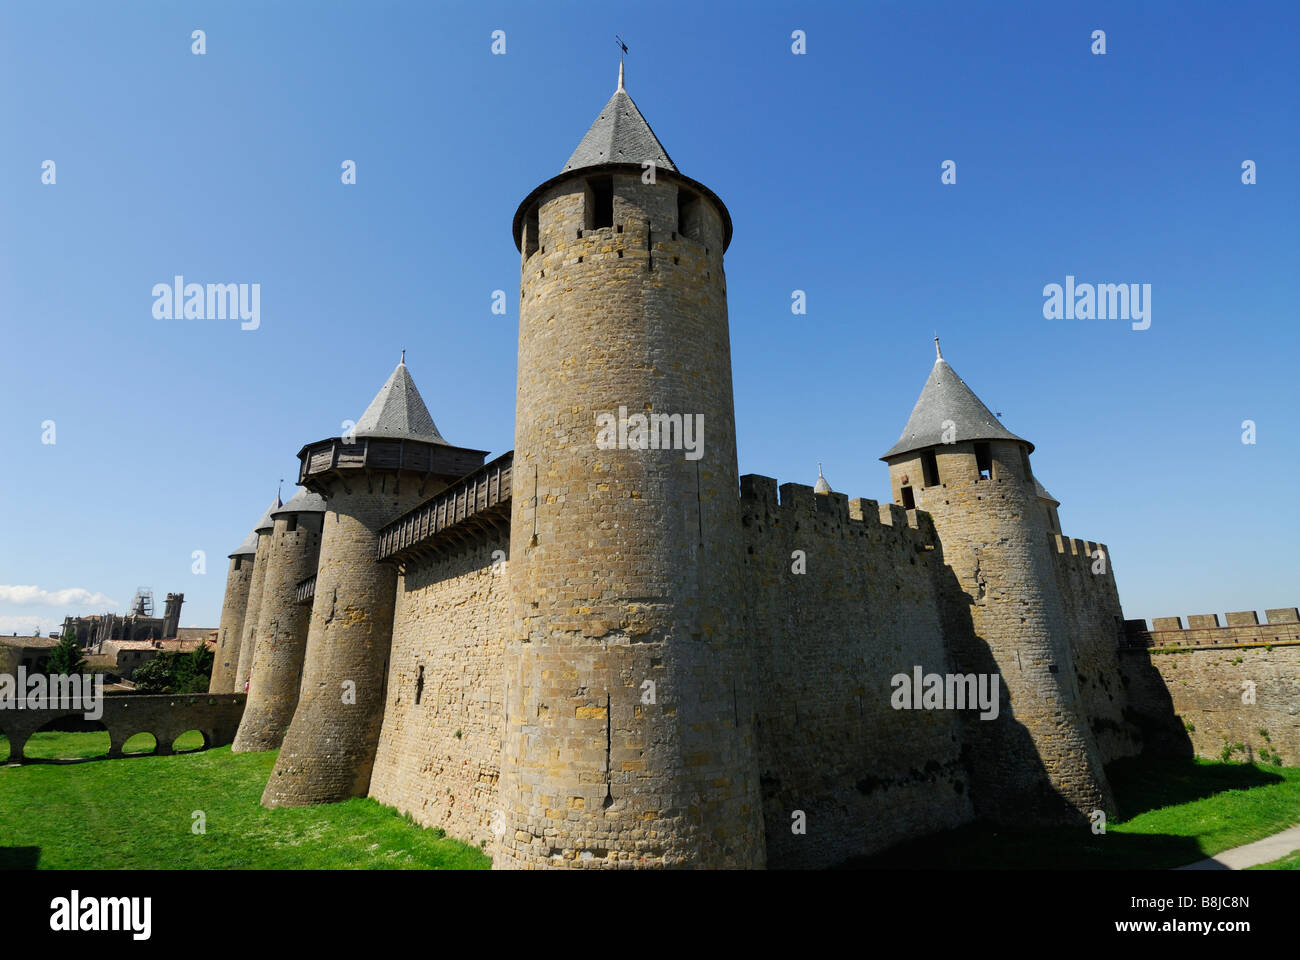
xmin=252 ymin=495 xmax=282 ymax=535
xmin=229 ymin=528 xmax=259 ymax=558
xmin=1033 ymin=478 xmax=1059 ymax=505
xmin=272 ymin=487 xmax=327 ymax=517
xmin=814 ymin=462 xmax=832 ymax=495
xmin=562 ymin=63 xmax=676 ymax=174
xmin=881 ymin=342 xmax=1031 ymax=460
xmin=353 ymin=356 xmax=446 ymax=443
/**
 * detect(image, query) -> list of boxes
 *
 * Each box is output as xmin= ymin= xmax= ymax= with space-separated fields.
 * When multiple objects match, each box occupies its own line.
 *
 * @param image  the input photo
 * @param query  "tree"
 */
xmin=46 ymin=631 xmax=87 ymax=676
xmin=131 ymin=655 xmax=176 ymax=693
xmin=174 ymin=644 xmax=214 ymax=693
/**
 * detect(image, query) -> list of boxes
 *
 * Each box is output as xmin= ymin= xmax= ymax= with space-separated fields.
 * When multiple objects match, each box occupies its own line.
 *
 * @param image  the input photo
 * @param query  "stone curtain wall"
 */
xmin=1121 ymin=609 xmax=1300 ymax=766
xmin=1048 ymin=534 xmax=1143 ymax=764
xmin=369 ymin=533 xmax=510 ymax=849
xmin=739 ymin=476 xmax=973 ymax=868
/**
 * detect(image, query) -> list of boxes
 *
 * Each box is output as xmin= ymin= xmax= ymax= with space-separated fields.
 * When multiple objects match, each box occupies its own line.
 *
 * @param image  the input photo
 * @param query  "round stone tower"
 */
xmin=262 ymin=357 xmax=487 ymax=807
xmin=233 ymin=495 xmax=281 ymax=694
xmin=498 ymin=64 xmax=765 ymax=868
xmin=232 ymin=487 xmax=327 ymax=752
xmin=210 ymin=526 xmax=258 ymax=693
xmin=881 ymin=340 xmax=1114 ymax=823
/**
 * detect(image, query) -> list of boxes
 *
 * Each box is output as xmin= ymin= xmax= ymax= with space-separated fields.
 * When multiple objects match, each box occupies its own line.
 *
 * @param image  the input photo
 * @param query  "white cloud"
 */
xmin=0 ymin=615 xmax=52 ymax=635
xmin=0 ymin=585 xmax=119 ymax=608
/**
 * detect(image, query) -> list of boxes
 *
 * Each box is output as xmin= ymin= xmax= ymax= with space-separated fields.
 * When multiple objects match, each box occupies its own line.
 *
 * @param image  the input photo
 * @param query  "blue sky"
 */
xmin=1 ymin=0 xmax=1296 ymax=631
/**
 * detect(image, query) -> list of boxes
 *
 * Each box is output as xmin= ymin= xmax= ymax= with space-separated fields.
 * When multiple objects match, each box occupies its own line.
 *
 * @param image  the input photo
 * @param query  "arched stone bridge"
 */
xmin=0 ymin=693 xmax=246 ymax=762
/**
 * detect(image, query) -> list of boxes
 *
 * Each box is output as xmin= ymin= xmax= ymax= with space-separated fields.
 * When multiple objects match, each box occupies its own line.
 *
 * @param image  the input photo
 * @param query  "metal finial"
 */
xmin=818 ymin=460 xmax=825 ymax=477
xmin=934 ymin=335 xmax=942 ymax=360
xmin=616 ymin=35 xmax=627 ymax=90
xmin=400 ymin=348 xmax=406 ymax=364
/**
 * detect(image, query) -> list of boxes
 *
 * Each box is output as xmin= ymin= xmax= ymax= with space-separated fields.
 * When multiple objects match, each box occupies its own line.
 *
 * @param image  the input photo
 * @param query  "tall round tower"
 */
xmin=233 ymin=495 xmax=281 ymax=694
xmin=881 ymin=340 xmax=1114 ymax=823
xmin=262 ymin=358 xmax=487 ymax=807
xmin=232 ymin=487 xmax=327 ymax=752
xmin=210 ymin=526 xmax=258 ymax=693
xmin=498 ymin=64 xmax=765 ymax=868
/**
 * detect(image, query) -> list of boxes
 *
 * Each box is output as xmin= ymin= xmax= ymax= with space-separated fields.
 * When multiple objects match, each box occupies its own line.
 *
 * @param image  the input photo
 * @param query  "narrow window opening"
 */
xmin=677 ymin=190 xmax=702 ymax=241
xmin=901 ymin=486 xmax=916 ymax=510
xmin=974 ymin=442 xmax=992 ymax=480
xmin=524 ymin=205 xmax=540 ymax=259
xmin=616 ymin=224 xmax=623 ymax=233
xmin=233 ymin=557 xmax=242 ymax=571
xmin=673 ymin=256 xmax=679 ymax=265
xmin=285 ymin=514 xmax=298 ymax=532
xmin=921 ymin=450 xmax=939 ymax=487
xmin=589 ymin=176 xmax=613 ymax=229
xmin=577 ymin=255 xmax=583 ymax=264
xmin=617 ymin=250 xmax=623 ymax=258
xmin=415 ymin=665 xmax=425 ymax=705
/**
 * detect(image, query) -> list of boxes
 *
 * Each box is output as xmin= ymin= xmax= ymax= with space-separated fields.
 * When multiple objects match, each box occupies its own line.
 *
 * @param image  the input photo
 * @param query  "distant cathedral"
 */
xmin=209 ymin=65 xmax=1295 ymax=868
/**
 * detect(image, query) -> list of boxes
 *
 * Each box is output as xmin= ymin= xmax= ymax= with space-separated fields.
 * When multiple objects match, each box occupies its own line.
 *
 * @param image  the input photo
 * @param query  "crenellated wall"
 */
xmin=1048 ymin=534 xmax=1143 ymax=764
xmin=369 ymin=534 xmax=510 ymax=849
xmin=1120 ymin=608 xmax=1300 ymax=767
xmin=738 ymin=475 xmax=974 ymax=868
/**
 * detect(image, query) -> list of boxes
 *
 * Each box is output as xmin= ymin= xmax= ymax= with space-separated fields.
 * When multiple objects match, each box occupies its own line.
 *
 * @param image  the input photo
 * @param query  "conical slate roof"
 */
xmin=272 ymin=487 xmax=327 ymax=517
xmin=252 ymin=495 xmax=282 ymax=534
xmin=814 ymin=462 xmax=832 ymax=495
xmin=882 ymin=348 xmax=1031 ymax=460
xmin=1033 ymin=478 xmax=1059 ymax=505
xmin=353 ymin=359 xmax=446 ymax=443
xmin=563 ymin=64 xmax=676 ymax=173
xmin=229 ymin=528 xmax=259 ymax=558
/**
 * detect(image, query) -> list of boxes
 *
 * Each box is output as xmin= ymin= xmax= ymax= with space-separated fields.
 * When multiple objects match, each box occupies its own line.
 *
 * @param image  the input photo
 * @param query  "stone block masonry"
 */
xmin=264 ymin=483 xmax=433 ymax=807
xmin=210 ymin=554 xmax=254 ymax=693
xmin=1121 ymin=608 xmax=1300 ymax=766
xmin=233 ymin=512 xmax=325 ymax=752
xmin=369 ymin=534 xmax=509 ymax=849
xmin=739 ymin=476 xmax=973 ymax=868
xmin=0 ymin=694 xmax=246 ymax=761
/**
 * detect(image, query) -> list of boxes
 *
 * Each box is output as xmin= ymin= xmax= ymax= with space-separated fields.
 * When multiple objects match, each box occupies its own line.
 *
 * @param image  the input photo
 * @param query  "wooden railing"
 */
xmin=295 ymin=574 xmax=316 ymax=606
xmin=377 ymin=452 xmax=513 ymax=562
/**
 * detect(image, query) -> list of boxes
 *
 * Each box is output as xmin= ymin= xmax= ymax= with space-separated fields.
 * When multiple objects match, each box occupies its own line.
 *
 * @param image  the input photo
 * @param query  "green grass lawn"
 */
xmin=3 ymin=734 xmax=1296 ymax=870
xmin=840 ymin=756 xmax=1300 ymax=869
xmin=0 ymin=734 xmax=490 ymax=869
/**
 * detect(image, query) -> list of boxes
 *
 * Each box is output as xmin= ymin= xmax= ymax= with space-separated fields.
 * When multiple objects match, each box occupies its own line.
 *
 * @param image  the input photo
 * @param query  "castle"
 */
xmin=208 ymin=67 xmax=1299 ymax=868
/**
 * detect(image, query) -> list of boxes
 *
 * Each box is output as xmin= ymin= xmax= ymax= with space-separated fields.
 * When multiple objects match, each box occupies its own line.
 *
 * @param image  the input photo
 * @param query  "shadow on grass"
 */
xmin=0 ymin=847 xmax=41 ymax=869
xmin=1107 ymin=755 xmax=1284 ymax=819
xmin=836 ymin=755 xmax=1290 ymax=870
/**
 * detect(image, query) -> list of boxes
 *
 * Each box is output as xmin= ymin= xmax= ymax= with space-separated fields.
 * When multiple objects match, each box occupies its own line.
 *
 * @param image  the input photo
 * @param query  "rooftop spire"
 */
xmin=400 ymin=348 xmax=406 ymax=364
xmin=934 ymin=334 xmax=942 ymax=361
xmin=617 ymin=58 xmax=625 ymax=91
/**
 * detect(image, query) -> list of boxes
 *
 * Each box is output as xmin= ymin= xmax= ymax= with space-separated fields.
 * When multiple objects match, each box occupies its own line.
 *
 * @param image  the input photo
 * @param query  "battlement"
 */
xmin=1048 ymin=533 xmax=1107 ymax=563
xmin=1122 ymin=607 xmax=1300 ymax=650
xmin=738 ymin=474 xmax=937 ymax=547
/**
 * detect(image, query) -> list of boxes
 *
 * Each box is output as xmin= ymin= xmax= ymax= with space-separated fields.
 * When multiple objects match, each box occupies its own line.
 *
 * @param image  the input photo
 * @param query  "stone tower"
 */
xmin=210 ymin=527 xmax=258 ymax=693
xmin=881 ymin=341 xmax=1113 ymax=823
xmin=498 ymin=65 xmax=765 ymax=868
xmin=232 ymin=487 xmax=327 ymax=752
xmin=234 ymin=495 xmax=281 ymax=694
xmin=262 ymin=358 xmax=486 ymax=807
xmin=161 ymin=592 xmax=184 ymax=639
